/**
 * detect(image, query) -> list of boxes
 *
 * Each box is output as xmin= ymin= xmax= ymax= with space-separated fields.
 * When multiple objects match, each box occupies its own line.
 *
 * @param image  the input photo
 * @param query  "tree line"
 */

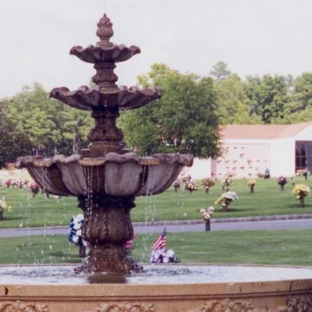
xmin=0 ymin=83 xmax=92 ymax=168
xmin=1 ymin=61 xmax=312 ymax=168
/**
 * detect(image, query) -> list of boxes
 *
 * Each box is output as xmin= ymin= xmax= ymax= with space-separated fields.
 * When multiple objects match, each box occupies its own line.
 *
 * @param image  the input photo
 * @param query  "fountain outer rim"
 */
xmin=1 ymin=263 xmax=312 ymax=291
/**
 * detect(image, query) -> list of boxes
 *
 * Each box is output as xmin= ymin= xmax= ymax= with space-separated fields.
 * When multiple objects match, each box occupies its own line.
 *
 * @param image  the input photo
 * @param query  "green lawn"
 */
xmin=0 ymin=175 xmax=311 ymax=228
xmin=1 ymin=230 xmax=312 ymax=267
xmin=0 ymin=175 xmax=312 ymax=267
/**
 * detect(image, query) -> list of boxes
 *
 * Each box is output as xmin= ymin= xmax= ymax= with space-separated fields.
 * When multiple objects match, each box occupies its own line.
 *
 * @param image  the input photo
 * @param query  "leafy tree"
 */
xmin=244 ymin=75 xmax=289 ymax=124
xmin=214 ymin=73 xmax=255 ymax=124
xmin=121 ymin=63 xmax=222 ymax=159
xmin=283 ymin=73 xmax=312 ymax=123
xmin=4 ymin=83 xmax=92 ymax=158
xmin=5 ymin=83 xmax=60 ymax=155
xmin=60 ymin=106 xmax=92 ymax=154
xmin=209 ymin=61 xmax=231 ymax=81
xmin=290 ymin=72 xmax=312 ymax=112
xmin=284 ymin=74 xmax=294 ymax=91
xmin=287 ymin=106 xmax=312 ymax=123
xmin=0 ymin=98 xmax=33 ymax=167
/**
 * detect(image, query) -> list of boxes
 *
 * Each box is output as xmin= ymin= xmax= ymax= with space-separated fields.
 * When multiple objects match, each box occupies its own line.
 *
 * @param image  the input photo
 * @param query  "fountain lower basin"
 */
xmin=1 ymin=264 xmax=312 ymax=311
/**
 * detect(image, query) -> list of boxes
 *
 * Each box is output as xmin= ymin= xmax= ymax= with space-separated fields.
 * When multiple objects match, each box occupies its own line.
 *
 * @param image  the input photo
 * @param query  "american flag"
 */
xmin=151 ymin=227 xmax=167 ymax=250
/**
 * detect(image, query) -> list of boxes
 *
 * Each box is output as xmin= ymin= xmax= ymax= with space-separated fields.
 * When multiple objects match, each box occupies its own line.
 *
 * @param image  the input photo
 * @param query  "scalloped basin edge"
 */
xmin=15 ymin=152 xmax=194 ymax=197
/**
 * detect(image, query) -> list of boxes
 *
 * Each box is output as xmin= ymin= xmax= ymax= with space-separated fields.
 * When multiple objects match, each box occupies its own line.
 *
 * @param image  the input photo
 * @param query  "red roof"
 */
xmin=220 ymin=123 xmax=312 ymax=140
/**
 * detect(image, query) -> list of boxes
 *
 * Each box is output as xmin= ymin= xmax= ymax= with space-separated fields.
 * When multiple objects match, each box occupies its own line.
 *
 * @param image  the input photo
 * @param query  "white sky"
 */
xmin=1 ymin=0 xmax=312 ymax=98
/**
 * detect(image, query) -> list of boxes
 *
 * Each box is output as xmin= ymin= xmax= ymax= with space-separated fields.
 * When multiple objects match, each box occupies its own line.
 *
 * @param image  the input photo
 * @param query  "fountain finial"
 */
xmin=96 ymin=14 xmax=114 ymax=48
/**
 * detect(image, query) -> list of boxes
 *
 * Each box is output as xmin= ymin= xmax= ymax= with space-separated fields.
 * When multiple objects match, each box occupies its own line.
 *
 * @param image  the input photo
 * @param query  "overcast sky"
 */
xmin=1 ymin=0 xmax=312 ymax=98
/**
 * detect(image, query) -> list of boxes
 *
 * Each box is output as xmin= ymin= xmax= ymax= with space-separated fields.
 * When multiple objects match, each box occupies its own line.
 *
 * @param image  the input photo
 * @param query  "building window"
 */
xmin=295 ymin=141 xmax=312 ymax=172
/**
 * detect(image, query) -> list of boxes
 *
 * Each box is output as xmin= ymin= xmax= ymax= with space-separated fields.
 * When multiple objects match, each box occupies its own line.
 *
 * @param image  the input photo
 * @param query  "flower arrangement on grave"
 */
xmin=215 ymin=191 xmax=238 ymax=212
xmin=69 ymin=214 xmax=136 ymax=257
xmin=68 ymin=214 xmax=88 ymax=257
xmin=247 ymin=179 xmax=256 ymax=193
xmin=200 ymin=206 xmax=215 ymax=221
xmin=149 ymin=249 xmax=180 ymax=264
xmin=172 ymin=179 xmax=181 ymax=193
xmin=263 ymin=168 xmax=270 ymax=179
xmin=201 ymin=178 xmax=215 ymax=193
xmin=221 ymin=174 xmax=233 ymax=191
xmin=125 ymin=233 xmax=136 ymax=254
xmin=182 ymin=175 xmax=191 ymax=184
xmin=277 ymin=176 xmax=287 ymax=191
xmin=247 ymin=179 xmax=256 ymax=186
xmin=0 ymin=197 xmax=11 ymax=221
xmin=296 ymin=169 xmax=309 ymax=180
xmin=291 ymin=184 xmax=310 ymax=207
xmin=68 ymin=214 xmax=85 ymax=245
xmin=182 ymin=175 xmax=198 ymax=192
xmin=185 ymin=180 xmax=198 ymax=192
xmin=28 ymin=181 xmax=40 ymax=197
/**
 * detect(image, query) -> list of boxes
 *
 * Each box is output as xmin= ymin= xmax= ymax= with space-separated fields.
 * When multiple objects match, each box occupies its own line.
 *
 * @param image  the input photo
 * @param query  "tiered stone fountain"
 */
xmin=16 ymin=14 xmax=193 ymax=275
xmin=2 ymin=13 xmax=312 ymax=312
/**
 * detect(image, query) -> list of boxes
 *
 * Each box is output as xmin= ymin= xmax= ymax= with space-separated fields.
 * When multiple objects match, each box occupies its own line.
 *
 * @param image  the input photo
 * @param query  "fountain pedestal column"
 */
xmin=77 ymin=195 xmax=141 ymax=273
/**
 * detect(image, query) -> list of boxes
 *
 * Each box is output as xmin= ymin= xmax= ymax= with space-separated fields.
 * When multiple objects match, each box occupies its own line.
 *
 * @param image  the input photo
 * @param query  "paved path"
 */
xmin=0 ymin=214 xmax=311 ymax=237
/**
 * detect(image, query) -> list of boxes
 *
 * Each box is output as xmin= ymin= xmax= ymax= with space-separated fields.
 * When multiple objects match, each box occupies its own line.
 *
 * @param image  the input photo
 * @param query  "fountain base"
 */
xmin=76 ymin=246 xmax=144 ymax=274
xmin=78 ymin=195 xmax=138 ymax=274
xmin=1 ymin=264 xmax=312 ymax=311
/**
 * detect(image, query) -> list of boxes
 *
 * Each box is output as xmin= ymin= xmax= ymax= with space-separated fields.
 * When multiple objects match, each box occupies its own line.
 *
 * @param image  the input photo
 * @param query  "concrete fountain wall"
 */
xmin=1 ymin=265 xmax=312 ymax=311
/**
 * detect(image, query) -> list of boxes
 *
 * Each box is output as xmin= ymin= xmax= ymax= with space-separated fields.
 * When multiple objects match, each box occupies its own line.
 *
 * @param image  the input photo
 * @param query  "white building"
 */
xmin=187 ymin=122 xmax=312 ymax=179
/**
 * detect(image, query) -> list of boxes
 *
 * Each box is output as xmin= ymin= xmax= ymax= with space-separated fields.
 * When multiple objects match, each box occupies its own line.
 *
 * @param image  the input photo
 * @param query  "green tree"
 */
xmin=4 ymin=83 xmax=92 ymax=157
xmin=284 ymin=73 xmax=312 ymax=123
xmin=214 ymin=73 xmax=255 ymax=124
xmin=6 ymin=83 xmax=61 ymax=155
xmin=284 ymin=74 xmax=294 ymax=92
xmin=0 ymin=98 xmax=33 ymax=167
xmin=287 ymin=106 xmax=312 ymax=123
xmin=209 ymin=61 xmax=231 ymax=81
xmin=60 ymin=106 xmax=92 ymax=154
xmin=121 ymin=63 xmax=222 ymax=158
xmin=290 ymin=72 xmax=312 ymax=112
xmin=244 ymin=75 xmax=289 ymax=124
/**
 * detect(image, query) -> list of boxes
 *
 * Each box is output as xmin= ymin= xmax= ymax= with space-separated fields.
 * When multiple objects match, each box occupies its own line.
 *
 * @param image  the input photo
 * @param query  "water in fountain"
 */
xmin=3 ymin=264 xmax=312 ymax=285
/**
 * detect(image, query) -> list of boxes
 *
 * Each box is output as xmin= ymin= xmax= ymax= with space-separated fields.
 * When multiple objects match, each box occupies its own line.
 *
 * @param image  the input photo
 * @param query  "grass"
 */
xmin=0 ymin=188 xmax=79 ymax=228
xmin=1 ymin=229 xmax=312 ymax=266
xmin=133 ymin=175 xmax=312 ymax=222
xmin=0 ymin=175 xmax=312 ymax=228
xmin=0 ymin=173 xmax=311 ymax=267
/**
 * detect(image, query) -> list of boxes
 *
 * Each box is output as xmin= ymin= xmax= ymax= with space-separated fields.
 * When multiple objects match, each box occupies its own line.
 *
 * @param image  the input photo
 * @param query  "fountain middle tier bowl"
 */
xmin=1 ymin=264 xmax=312 ymax=311
xmin=15 ymin=152 xmax=193 ymax=197
xmin=50 ymin=85 xmax=162 ymax=111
